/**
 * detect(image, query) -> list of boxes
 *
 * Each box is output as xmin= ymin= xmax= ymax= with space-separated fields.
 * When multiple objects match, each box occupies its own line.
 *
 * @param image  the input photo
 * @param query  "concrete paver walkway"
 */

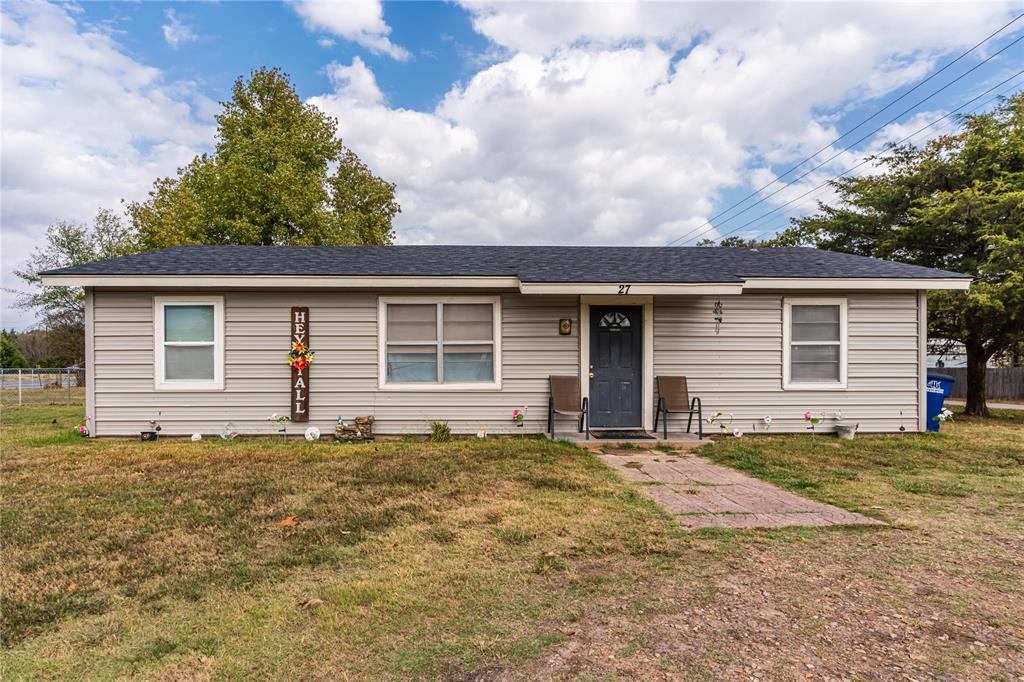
xmin=599 ymin=450 xmax=884 ymax=529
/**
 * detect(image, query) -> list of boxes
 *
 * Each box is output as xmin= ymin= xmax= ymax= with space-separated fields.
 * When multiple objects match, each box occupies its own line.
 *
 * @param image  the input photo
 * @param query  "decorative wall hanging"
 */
xmin=289 ymin=307 xmax=313 ymax=422
xmin=713 ymin=300 xmax=724 ymax=335
xmin=559 ymin=319 xmax=572 ymax=335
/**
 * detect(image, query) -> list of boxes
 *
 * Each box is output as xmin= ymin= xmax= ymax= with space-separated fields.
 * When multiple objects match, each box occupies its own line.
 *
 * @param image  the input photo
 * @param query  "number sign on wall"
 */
xmin=291 ymin=307 xmax=310 ymax=422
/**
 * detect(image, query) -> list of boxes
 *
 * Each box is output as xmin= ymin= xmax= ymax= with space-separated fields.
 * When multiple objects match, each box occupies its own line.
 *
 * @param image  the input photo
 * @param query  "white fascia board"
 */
xmin=518 ymin=282 xmax=745 ymax=295
xmin=741 ymin=277 xmax=971 ymax=291
xmin=38 ymin=275 xmax=522 ymax=289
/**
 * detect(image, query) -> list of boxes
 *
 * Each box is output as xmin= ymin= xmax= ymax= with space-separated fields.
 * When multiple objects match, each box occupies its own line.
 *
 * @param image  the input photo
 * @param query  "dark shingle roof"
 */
xmin=41 ymin=245 xmax=970 ymax=282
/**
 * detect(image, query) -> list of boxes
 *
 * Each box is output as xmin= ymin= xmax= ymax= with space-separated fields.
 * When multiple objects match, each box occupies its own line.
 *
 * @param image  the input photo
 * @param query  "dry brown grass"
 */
xmin=3 ymin=405 xmax=1021 ymax=680
xmin=1 ymin=405 xmax=706 ymax=679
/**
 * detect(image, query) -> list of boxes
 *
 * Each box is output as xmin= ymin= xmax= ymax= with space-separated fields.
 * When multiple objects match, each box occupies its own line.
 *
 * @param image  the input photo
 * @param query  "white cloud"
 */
xmin=161 ymin=8 xmax=198 ymax=49
xmin=309 ymin=2 xmax=1021 ymax=249
xmin=290 ymin=0 xmax=410 ymax=60
xmin=317 ymin=37 xmax=335 ymax=48
xmin=1 ymin=1 xmax=212 ymax=328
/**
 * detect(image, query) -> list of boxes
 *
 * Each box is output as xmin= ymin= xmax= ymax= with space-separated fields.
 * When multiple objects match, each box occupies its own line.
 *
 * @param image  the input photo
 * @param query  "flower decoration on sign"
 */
xmin=288 ymin=340 xmax=315 ymax=371
xmin=77 ymin=415 xmax=92 ymax=436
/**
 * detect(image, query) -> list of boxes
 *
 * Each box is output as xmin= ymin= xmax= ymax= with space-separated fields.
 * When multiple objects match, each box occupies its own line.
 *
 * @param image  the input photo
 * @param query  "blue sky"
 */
xmin=2 ymin=1 xmax=1023 ymax=328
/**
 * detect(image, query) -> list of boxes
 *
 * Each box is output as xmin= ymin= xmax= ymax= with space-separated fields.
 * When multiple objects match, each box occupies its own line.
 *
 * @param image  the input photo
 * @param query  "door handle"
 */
xmin=588 ymin=372 xmax=595 ymax=379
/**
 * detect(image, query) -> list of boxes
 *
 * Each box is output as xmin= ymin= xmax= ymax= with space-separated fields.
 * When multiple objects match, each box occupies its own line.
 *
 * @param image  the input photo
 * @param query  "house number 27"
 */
xmin=617 ymin=285 xmax=631 ymax=294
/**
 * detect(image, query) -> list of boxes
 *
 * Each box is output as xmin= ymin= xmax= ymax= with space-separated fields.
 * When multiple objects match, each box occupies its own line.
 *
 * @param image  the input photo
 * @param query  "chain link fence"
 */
xmin=1 ymin=368 xmax=86 ymax=407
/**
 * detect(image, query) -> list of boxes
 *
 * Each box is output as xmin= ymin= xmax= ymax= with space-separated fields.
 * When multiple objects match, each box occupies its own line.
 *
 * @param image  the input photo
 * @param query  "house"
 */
xmin=40 ymin=245 xmax=971 ymax=437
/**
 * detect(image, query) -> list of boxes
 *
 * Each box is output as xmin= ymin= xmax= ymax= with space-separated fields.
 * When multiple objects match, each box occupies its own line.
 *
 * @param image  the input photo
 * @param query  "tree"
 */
xmin=11 ymin=209 xmax=139 ymax=365
xmin=1 ymin=331 xmax=29 ymax=368
xmin=776 ymin=93 xmax=1024 ymax=415
xmin=696 ymin=236 xmax=768 ymax=247
xmin=130 ymin=67 xmax=400 ymax=248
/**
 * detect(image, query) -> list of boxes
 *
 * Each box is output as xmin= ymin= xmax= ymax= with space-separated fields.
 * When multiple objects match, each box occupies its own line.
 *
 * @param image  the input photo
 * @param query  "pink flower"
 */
xmin=732 ymin=430 xmax=743 ymax=438
xmin=512 ymin=409 xmax=519 ymax=416
xmin=803 ymin=411 xmax=812 ymax=420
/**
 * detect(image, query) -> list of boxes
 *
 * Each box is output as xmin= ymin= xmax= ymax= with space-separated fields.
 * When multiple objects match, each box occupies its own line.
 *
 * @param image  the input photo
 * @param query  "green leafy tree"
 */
xmin=777 ymin=93 xmax=1024 ymax=415
xmin=11 ymin=209 xmax=139 ymax=365
xmin=1 ymin=331 xmax=29 ymax=368
xmin=130 ymin=67 xmax=400 ymax=248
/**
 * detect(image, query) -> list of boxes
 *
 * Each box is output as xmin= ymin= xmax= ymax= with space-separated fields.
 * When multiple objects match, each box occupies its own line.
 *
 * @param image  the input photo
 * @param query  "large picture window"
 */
xmin=154 ymin=296 xmax=224 ymax=390
xmin=782 ymin=297 xmax=847 ymax=390
xmin=379 ymin=297 xmax=501 ymax=389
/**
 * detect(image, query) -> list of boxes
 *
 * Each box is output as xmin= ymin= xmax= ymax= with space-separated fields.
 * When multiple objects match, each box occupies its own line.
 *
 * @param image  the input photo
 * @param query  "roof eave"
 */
xmin=38 ymin=273 xmax=971 ymax=292
xmin=740 ymin=277 xmax=971 ymax=291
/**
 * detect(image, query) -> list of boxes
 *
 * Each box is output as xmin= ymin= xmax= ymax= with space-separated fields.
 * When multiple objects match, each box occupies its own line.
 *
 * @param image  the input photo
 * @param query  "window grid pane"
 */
xmin=165 ymin=305 xmax=215 ymax=342
xmin=165 ymin=345 xmax=215 ymax=381
xmin=442 ymin=304 xmax=493 ymax=341
xmin=387 ymin=304 xmax=437 ymax=342
xmin=386 ymin=345 xmax=439 ymax=382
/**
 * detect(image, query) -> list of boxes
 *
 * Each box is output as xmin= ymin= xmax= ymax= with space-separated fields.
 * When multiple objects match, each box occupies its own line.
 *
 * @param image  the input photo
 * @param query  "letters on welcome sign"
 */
xmin=291 ymin=307 xmax=310 ymax=422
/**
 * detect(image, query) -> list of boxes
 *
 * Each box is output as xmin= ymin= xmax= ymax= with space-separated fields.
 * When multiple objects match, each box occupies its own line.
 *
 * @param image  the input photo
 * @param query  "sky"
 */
xmin=2 ymin=0 xmax=1023 ymax=330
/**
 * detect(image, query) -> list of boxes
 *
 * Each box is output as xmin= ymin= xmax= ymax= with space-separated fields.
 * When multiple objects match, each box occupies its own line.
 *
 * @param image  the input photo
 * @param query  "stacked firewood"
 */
xmin=334 ymin=416 xmax=375 ymax=442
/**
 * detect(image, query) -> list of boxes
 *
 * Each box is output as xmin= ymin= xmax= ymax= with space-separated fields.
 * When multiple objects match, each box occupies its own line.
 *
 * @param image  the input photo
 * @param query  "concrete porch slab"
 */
xmin=598 ymin=451 xmax=885 ymax=530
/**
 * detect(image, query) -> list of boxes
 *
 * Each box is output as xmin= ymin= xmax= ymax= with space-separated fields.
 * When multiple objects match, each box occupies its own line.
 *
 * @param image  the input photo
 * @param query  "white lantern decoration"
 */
xmin=304 ymin=426 xmax=321 ymax=442
xmin=191 ymin=433 xmax=202 ymax=442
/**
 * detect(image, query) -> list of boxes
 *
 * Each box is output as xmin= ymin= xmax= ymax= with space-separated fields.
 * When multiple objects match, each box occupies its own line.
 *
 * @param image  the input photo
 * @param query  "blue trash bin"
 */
xmin=925 ymin=373 xmax=956 ymax=432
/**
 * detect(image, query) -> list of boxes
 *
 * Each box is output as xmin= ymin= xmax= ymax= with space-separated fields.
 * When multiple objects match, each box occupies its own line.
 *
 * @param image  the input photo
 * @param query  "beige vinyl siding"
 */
xmin=91 ymin=290 xmax=577 ymax=436
xmin=653 ymin=293 xmax=923 ymax=433
xmin=91 ymin=288 xmax=923 ymax=436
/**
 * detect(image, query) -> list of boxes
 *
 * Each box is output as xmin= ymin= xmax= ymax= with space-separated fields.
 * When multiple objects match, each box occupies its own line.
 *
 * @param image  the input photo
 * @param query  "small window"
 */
xmin=783 ymin=298 xmax=847 ymax=389
xmin=155 ymin=297 xmax=224 ymax=390
xmin=598 ymin=311 xmax=631 ymax=329
xmin=379 ymin=298 xmax=501 ymax=389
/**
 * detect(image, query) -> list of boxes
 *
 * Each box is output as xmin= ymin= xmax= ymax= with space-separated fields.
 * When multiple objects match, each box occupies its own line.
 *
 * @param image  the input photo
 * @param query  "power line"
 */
xmin=670 ymin=33 xmax=1024 ymax=247
xmin=748 ymin=75 xmax=1024 ymax=245
xmin=666 ymin=17 xmax=1024 ymax=246
xmin=724 ymin=79 xmax=1024 ymax=246
xmin=696 ymin=71 xmax=1024 ymax=246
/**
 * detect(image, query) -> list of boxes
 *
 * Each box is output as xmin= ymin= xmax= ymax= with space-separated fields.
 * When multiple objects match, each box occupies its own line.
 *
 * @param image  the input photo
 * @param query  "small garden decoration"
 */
xmin=77 ymin=415 xmax=92 ymax=437
xmin=933 ymin=407 xmax=954 ymax=428
xmin=269 ymin=413 xmax=291 ymax=438
xmin=512 ymin=406 xmax=528 ymax=428
xmin=512 ymin=403 xmax=528 ymax=436
xmin=706 ymin=411 xmax=734 ymax=435
xmin=288 ymin=340 xmax=315 ymax=372
xmin=803 ymin=410 xmax=840 ymax=435
xmin=220 ymin=421 xmax=239 ymax=440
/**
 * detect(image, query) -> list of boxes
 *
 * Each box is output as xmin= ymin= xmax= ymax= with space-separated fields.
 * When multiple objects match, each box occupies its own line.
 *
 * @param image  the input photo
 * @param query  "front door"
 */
xmin=589 ymin=305 xmax=643 ymax=428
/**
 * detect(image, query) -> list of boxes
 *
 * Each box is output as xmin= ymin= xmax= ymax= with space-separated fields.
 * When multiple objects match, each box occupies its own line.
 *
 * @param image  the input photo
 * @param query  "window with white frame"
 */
xmin=154 ymin=296 xmax=224 ymax=390
xmin=783 ymin=298 xmax=847 ymax=389
xmin=379 ymin=298 xmax=501 ymax=388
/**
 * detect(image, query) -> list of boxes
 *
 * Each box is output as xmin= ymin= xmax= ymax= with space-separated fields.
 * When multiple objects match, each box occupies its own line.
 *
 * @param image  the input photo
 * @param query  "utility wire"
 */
xmin=693 ymin=70 xmax=1024 ymax=246
xmin=747 ymin=77 xmax=1024 ymax=245
xmin=666 ymin=16 xmax=1024 ymax=246
xmin=670 ymin=34 xmax=1024 ymax=247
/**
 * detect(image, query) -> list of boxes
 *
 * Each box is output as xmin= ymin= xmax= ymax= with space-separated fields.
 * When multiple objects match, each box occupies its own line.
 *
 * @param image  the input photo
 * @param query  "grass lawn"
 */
xmin=1 ymin=406 xmax=701 ymax=679
xmin=2 ymin=406 xmax=1022 ymax=680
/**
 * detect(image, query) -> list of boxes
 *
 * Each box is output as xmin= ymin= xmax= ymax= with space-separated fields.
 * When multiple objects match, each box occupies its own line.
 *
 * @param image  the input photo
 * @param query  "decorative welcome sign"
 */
xmin=289 ymin=307 xmax=312 ymax=422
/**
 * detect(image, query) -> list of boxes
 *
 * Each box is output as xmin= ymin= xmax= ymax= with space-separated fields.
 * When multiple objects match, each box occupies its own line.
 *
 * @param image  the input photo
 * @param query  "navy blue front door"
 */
xmin=589 ymin=306 xmax=643 ymax=428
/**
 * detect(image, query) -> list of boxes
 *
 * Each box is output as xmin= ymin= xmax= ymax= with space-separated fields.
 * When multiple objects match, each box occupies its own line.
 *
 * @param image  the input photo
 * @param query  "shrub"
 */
xmin=429 ymin=421 xmax=452 ymax=443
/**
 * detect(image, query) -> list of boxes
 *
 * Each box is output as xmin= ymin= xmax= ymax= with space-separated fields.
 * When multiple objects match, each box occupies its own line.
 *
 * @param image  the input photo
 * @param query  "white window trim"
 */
xmin=154 ymin=295 xmax=225 ymax=391
xmin=378 ymin=296 xmax=502 ymax=391
xmin=782 ymin=297 xmax=848 ymax=390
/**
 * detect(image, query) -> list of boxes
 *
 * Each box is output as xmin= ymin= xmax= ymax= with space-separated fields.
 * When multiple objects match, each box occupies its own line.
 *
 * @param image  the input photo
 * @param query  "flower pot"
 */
xmin=834 ymin=421 xmax=858 ymax=440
